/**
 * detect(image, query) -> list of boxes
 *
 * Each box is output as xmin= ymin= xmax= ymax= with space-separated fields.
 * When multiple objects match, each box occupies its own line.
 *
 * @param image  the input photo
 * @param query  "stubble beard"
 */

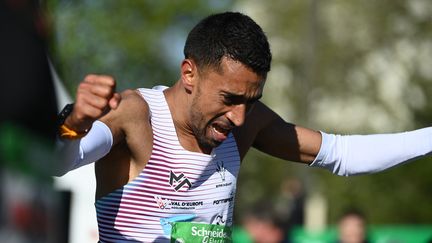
xmin=189 ymin=93 xmax=221 ymax=152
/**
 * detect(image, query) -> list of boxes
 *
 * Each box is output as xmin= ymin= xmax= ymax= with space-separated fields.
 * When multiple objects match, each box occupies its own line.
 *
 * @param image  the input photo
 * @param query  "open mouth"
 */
xmin=211 ymin=123 xmax=232 ymax=142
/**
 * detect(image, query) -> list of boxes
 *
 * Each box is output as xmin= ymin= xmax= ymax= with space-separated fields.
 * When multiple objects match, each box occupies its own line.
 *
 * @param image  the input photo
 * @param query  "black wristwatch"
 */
xmin=58 ymin=103 xmax=74 ymax=126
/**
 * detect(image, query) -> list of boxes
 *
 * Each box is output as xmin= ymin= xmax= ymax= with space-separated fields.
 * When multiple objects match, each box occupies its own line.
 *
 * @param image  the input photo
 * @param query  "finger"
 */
xmin=109 ymin=93 xmax=121 ymax=110
xmin=79 ymin=81 xmax=115 ymax=99
xmin=83 ymin=74 xmax=116 ymax=89
xmin=78 ymin=90 xmax=111 ymax=111
xmin=68 ymin=100 xmax=107 ymax=130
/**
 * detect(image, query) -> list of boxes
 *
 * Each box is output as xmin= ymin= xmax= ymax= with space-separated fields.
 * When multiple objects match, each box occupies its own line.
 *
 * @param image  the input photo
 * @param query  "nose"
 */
xmin=226 ymin=104 xmax=246 ymax=127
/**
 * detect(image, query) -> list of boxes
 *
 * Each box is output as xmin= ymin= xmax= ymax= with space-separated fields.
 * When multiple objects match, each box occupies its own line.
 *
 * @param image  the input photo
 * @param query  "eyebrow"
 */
xmin=221 ymin=91 xmax=262 ymax=103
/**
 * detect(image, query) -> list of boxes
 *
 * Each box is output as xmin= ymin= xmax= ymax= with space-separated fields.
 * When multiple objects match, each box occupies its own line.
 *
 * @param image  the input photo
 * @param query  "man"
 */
xmin=56 ymin=12 xmax=432 ymax=242
xmin=242 ymin=202 xmax=288 ymax=243
xmin=336 ymin=209 xmax=370 ymax=243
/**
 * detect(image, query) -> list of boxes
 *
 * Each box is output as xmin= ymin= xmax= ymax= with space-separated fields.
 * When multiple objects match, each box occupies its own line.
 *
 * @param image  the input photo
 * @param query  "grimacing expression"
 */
xmin=189 ymin=57 xmax=265 ymax=151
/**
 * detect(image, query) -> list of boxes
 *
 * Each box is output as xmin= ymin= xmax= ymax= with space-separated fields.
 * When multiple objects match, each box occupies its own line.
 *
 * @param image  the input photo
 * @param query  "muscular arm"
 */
xmin=234 ymin=101 xmax=321 ymax=163
xmin=237 ymin=101 xmax=432 ymax=176
xmin=54 ymin=88 xmax=152 ymax=176
xmin=54 ymin=74 xmax=152 ymax=177
xmin=95 ymin=90 xmax=153 ymax=198
xmin=99 ymin=89 xmax=153 ymax=166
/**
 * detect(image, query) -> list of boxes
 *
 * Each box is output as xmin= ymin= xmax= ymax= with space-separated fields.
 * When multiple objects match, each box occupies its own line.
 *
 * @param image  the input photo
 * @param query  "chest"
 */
xmin=136 ymin=141 xmax=240 ymax=225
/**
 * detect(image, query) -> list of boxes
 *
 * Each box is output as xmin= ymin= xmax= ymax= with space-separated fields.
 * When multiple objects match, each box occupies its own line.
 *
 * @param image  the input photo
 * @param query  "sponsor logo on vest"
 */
xmin=215 ymin=182 xmax=232 ymax=188
xmin=171 ymin=222 xmax=232 ymax=243
xmin=215 ymin=161 xmax=234 ymax=189
xmin=191 ymin=226 xmax=229 ymax=242
xmin=212 ymin=215 xmax=226 ymax=225
xmin=169 ymin=170 xmax=192 ymax=191
xmin=212 ymin=196 xmax=234 ymax=205
xmin=154 ymin=195 xmax=203 ymax=210
xmin=154 ymin=195 xmax=170 ymax=209
xmin=171 ymin=202 xmax=203 ymax=210
xmin=216 ymin=161 xmax=226 ymax=181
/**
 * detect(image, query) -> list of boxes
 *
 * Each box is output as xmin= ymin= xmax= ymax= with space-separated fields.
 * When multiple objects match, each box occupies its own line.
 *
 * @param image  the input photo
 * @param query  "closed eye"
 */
xmin=221 ymin=93 xmax=262 ymax=106
xmin=223 ymin=95 xmax=242 ymax=106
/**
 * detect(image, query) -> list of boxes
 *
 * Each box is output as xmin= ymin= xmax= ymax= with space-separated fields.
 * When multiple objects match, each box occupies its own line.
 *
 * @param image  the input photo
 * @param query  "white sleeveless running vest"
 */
xmin=95 ymin=87 xmax=240 ymax=242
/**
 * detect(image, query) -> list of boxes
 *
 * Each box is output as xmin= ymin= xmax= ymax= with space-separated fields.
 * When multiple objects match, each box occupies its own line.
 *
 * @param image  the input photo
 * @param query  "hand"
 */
xmin=65 ymin=74 xmax=121 ymax=132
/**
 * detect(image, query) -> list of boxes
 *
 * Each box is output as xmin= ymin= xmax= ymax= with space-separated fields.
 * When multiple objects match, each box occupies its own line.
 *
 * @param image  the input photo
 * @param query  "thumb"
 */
xmin=109 ymin=93 xmax=122 ymax=110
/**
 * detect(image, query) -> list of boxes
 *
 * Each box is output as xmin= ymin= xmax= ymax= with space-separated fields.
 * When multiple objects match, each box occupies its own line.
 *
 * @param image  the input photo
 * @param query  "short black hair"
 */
xmin=184 ymin=12 xmax=272 ymax=78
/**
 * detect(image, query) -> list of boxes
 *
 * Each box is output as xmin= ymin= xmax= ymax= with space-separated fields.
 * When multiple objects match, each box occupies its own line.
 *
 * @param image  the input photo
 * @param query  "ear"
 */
xmin=180 ymin=59 xmax=196 ymax=94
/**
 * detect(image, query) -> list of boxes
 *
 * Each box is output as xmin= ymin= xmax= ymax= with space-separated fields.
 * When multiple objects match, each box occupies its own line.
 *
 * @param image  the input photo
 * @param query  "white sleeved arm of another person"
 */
xmin=54 ymin=120 xmax=113 ymax=176
xmin=310 ymin=127 xmax=432 ymax=176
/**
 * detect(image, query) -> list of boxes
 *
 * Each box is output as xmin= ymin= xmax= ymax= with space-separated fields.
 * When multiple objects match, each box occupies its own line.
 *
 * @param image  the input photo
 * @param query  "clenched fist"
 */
xmin=65 ymin=74 xmax=121 ymax=132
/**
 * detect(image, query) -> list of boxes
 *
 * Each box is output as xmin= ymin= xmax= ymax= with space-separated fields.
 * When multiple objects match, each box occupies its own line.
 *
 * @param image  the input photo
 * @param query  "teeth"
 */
xmin=213 ymin=125 xmax=227 ymax=135
xmin=213 ymin=126 xmax=223 ymax=134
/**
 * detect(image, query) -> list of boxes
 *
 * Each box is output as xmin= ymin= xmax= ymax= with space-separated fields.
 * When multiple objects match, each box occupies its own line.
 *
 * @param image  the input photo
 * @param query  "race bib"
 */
xmin=170 ymin=222 xmax=232 ymax=243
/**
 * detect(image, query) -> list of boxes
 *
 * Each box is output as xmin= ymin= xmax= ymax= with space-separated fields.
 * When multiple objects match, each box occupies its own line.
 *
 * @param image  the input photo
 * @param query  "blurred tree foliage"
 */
xmin=48 ymin=0 xmax=432 ymax=226
xmin=235 ymin=0 xmax=432 ymax=225
xmin=46 ymin=0 xmax=233 ymax=92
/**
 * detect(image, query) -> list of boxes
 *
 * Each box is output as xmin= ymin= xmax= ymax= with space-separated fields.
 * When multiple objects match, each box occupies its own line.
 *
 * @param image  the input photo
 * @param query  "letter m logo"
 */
xmin=169 ymin=170 xmax=192 ymax=191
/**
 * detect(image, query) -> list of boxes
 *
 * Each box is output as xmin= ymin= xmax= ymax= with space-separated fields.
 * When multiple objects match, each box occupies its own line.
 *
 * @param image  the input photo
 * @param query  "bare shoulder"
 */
xmin=119 ymin=89 xmax=150 ymax=116
xmin=233 ymin=101 xmax=281 ymax=160
xmin=117 ymin=89 xmax=152 ymax=133
xmin=99 ymin=89 xmax=151 ymax=144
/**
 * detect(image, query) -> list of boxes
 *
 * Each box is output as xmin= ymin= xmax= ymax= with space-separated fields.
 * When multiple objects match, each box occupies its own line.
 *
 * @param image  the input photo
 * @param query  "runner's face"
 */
xmin=189 ymin=57 xmax=265 ymax=151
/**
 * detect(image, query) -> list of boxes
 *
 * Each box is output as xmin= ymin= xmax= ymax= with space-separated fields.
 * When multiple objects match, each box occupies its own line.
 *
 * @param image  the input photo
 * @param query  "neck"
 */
xmin=164 ymin=81 xmax=208 ymax=154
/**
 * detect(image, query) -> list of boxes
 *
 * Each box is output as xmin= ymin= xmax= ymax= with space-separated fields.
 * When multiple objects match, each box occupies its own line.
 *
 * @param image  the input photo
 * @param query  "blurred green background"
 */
xmin=46 ymin=0 xmax=432 ymax=238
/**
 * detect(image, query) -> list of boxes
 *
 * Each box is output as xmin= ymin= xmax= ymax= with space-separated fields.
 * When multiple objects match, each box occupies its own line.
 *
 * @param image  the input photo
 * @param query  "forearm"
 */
xmin=310 ymin=127 xmax=432 ymax=176
xmin=54 ymin=120 xmax=113 ymax=176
